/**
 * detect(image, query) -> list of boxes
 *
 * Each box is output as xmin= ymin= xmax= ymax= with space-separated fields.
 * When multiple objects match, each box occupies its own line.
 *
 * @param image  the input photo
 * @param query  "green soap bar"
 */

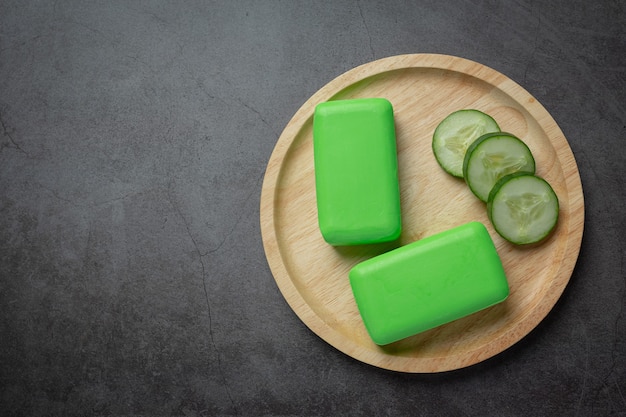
xmin=313 ymin=98 xmax=401 ymax=246
xmin=349 ymin=222 xmax=509 ymax=345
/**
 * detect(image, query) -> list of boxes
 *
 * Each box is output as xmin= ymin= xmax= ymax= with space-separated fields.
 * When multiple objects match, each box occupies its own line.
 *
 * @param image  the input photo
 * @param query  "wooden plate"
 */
xmin=260 ymin=54 xmax=584 ymax=373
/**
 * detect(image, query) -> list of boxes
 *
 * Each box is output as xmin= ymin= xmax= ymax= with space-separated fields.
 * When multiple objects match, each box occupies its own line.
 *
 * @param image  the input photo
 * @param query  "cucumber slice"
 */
xmin=488 ymin=172 xmax=559 ymax=245
xmin=432 ymin=109 xmax=500 ymax=178
xmin=463 ymin=132 xmax=535 ymax=202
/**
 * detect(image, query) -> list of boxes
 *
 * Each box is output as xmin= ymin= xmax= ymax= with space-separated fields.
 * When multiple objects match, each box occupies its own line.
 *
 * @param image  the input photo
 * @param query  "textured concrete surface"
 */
xmin=0 ymin=1 xmax=624 ymax=416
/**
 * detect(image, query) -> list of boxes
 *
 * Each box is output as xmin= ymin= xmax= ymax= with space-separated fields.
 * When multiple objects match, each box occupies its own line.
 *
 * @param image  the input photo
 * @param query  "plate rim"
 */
xmin=260 ymin=53 xmax=585 ymax=373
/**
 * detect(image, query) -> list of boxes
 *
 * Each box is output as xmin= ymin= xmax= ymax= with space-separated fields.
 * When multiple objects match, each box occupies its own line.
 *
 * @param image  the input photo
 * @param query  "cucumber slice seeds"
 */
xmin=463 ymin=132 xmax=536 ymax=202
xmin=432 ymin=109 xmax=500 ymax=177
xmin=488 ymin=172 xmax=559 ymax=244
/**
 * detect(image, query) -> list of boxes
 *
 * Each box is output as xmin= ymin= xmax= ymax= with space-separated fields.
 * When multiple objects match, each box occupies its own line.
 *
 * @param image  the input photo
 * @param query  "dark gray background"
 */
xmin=1 ymin=1 xmax=624 ymax=416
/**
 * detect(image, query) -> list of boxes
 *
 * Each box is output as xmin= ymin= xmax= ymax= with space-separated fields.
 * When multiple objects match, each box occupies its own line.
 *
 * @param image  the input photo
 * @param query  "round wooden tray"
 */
xmin=260 ymin=54 xmax=584 ymax=373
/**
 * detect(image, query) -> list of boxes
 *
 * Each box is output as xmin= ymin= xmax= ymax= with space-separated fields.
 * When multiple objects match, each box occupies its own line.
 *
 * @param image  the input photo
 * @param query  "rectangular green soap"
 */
xmin=313 ymin=98 xmax=401 ymax=246
xmin=349 ymin=222 xmax=509 ymax=345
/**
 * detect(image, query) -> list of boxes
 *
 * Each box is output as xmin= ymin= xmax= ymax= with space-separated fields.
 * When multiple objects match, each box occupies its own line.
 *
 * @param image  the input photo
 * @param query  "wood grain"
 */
xmin=260 ymin=54 xmax=585 ymax=373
